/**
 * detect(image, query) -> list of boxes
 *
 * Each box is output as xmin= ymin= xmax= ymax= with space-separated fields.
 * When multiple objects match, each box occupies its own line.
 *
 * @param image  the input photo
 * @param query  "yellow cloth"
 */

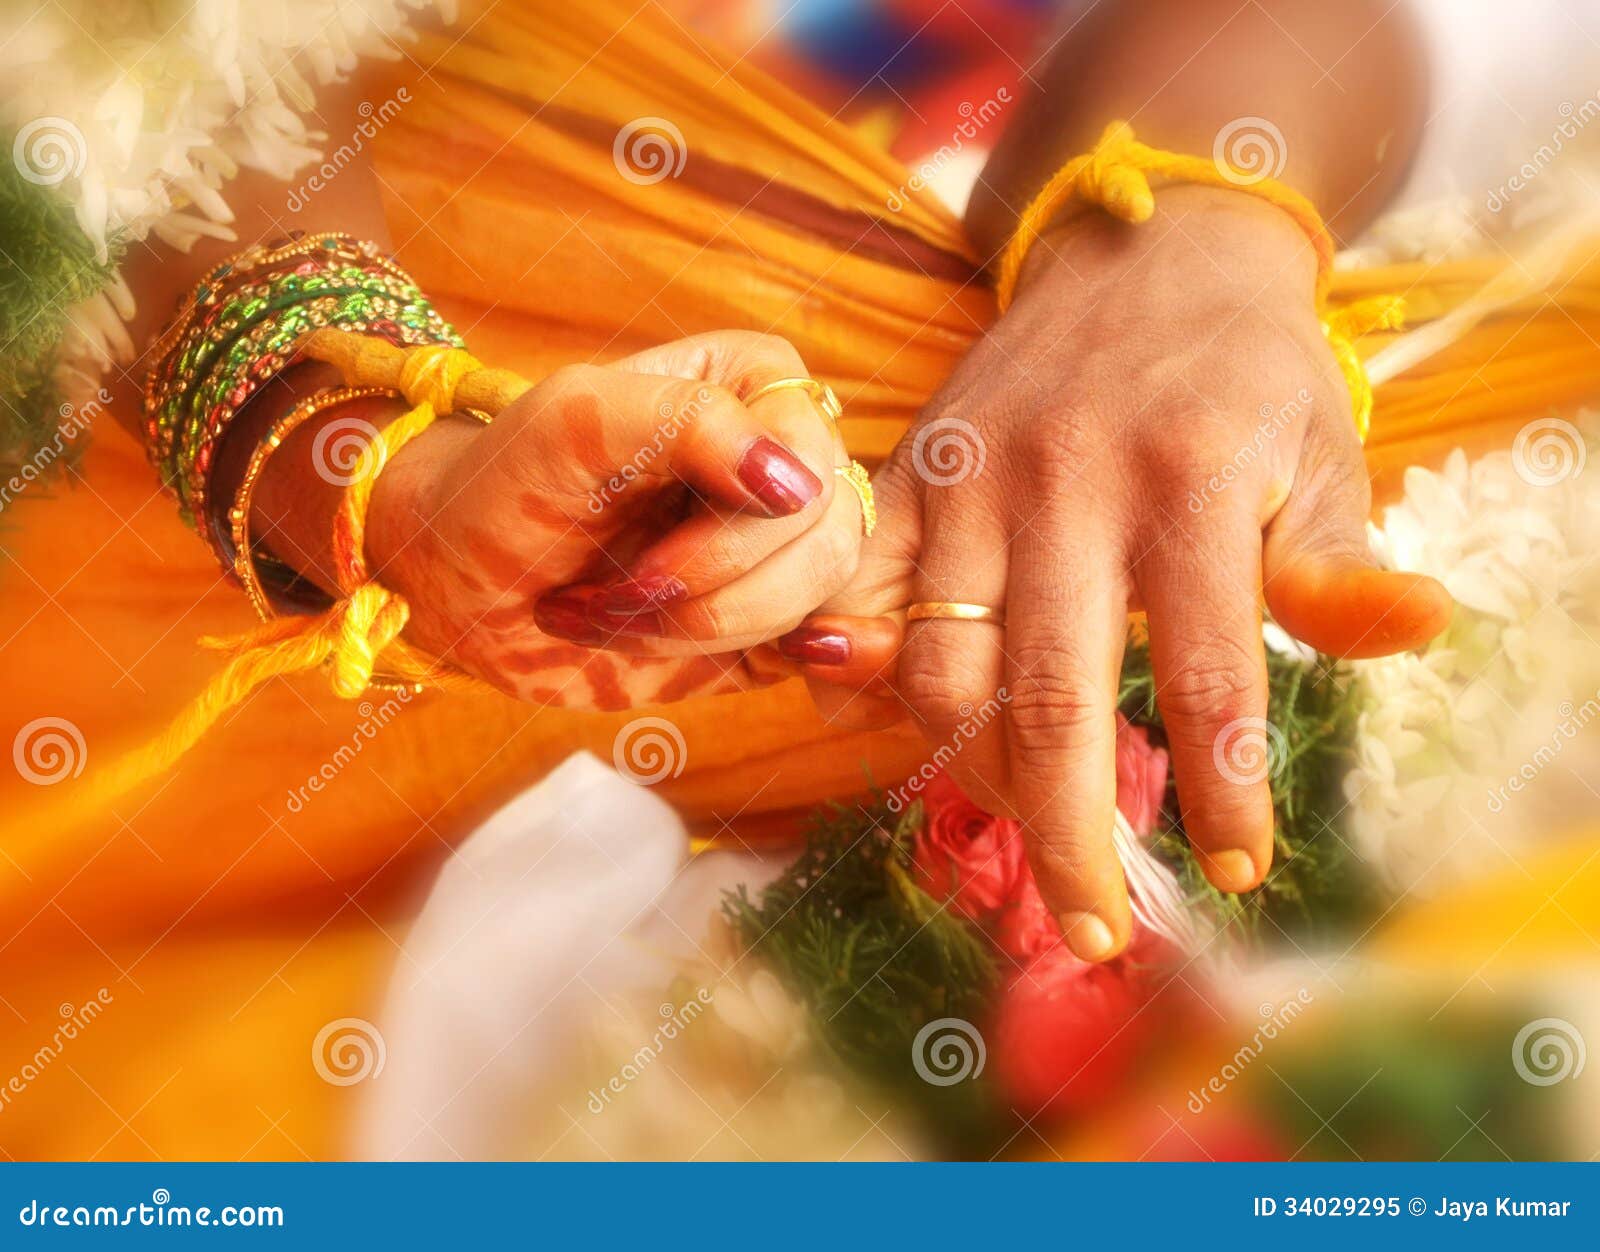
xmin=2 ymin=0 xmax=1599 ymax=1159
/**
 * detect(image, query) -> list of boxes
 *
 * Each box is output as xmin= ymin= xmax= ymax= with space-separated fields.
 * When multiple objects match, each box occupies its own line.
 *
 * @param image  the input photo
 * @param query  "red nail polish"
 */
xmin=737 ymin=437 xmax=821 ymax=516
xmin=778 ymin=627 xmax=852 ymax=665
xmin=598 ymin=575 xmax=689 ymax=613
xmin=533 ymin=586 xmax=607 ymax=645
xmin=587 ymin=604 xmax=667 ymax=637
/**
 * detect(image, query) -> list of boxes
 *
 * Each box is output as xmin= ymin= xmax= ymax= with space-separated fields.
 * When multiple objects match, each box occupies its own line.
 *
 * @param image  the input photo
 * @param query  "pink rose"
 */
xmin=910 ymin=773 xmax=1027 ymax=921
xmin=1115 ymin=714 xmax=1169 ymax=840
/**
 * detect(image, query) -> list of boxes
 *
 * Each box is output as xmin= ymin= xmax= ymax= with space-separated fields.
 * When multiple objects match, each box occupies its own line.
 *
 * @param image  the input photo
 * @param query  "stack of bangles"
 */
xmin=141 ymin=231 xmax=463 ymax=615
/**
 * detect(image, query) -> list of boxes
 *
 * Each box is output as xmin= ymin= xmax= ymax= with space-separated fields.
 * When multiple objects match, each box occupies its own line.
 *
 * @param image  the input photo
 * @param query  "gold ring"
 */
xmin=834 ymin=460 xmax=876 ymax=536
xmin=907 ymin=601 xmax=1004 ymax=625
xmin=747 ymin=376 xmax=842 ymax=423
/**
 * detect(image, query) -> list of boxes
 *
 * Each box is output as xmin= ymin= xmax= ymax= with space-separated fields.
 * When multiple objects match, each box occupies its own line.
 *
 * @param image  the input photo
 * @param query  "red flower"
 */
xmin=1115 ymin=714 xmax=1169 ymax=840
xmin=909 ymin=724 xmax=1171 ymax=963
xmin=990 ymin=947 xmax=1150 ymax=1117
xmin=910 ymin=773 xmax=1026 ymax=922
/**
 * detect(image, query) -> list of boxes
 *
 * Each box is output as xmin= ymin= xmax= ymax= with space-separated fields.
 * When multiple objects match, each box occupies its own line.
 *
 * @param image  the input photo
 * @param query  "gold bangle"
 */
xmin=907 ymin=601 xmax=1004 ymax=626
xmin=746 ymin=376 xmax=842 ymax=424
xmin=230 ymin=385 xmax=399 ymax=622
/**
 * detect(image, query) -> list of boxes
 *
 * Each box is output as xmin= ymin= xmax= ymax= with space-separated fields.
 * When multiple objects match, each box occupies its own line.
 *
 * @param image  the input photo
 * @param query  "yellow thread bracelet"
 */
xmin=994 ymin=119 xmax=1401 ymax=441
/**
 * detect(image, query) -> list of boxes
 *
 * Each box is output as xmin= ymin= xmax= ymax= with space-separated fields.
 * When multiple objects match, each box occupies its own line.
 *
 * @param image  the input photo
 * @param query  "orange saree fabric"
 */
xmin=1 ymin=0 xmax=1597 ymax=1159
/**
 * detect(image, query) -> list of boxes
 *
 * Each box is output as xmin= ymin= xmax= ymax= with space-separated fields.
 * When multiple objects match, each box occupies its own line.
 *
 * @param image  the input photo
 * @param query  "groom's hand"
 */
xmin=785 ymin=186 xmax=1451 ymax=962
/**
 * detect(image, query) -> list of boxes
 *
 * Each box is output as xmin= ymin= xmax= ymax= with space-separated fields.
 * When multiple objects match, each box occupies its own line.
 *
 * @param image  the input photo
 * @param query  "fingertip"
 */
xmin=1199 ymin=846 xmax=1264 ymax=894
xmin=1267 ymin=557 xmax=1454 ymax=659
xmin=736 ymin=436 xmax=822 ymax=515
xmin=1060 ymin=911 xmax=1120 ymax=962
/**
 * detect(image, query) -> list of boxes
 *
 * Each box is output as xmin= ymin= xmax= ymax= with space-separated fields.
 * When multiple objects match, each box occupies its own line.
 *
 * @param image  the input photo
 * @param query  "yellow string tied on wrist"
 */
xmin=70 ymin=340 xmax=503 ymax=814
xmin=994 ymin=120 xmax=1399 ymax=441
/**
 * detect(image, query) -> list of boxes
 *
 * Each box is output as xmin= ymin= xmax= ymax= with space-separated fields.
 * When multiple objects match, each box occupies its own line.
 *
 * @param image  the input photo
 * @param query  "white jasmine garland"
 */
xmin=2 ymin=0 xmax=453 ymax=402
xmin=1345 ymin=413 xmax=1600 ymax=893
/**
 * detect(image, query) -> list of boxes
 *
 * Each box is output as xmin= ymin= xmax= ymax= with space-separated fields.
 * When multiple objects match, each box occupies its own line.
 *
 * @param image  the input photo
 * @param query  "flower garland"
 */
xmin=0 ymin=0 xmax=450 ymax=476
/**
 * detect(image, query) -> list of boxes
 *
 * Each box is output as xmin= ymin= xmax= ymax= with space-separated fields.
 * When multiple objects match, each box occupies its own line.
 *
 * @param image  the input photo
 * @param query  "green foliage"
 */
xmin=0 ymin=151 xmax=120 ymax=482
xmin=722 ymin=797 xmax=1004 ymax=1144
xmin=1118 ymin=634 xmax=1371 ymax=940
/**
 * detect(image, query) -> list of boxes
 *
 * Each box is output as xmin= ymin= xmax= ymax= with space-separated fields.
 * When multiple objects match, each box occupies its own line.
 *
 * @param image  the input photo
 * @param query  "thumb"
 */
xmin=1263 ymin=432 xmax=1452 ymax=659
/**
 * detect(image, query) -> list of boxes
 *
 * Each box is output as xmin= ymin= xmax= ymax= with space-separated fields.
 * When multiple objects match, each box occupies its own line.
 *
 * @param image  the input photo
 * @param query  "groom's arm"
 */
xmin=968 ymin=0 xmax=1429 ymax=254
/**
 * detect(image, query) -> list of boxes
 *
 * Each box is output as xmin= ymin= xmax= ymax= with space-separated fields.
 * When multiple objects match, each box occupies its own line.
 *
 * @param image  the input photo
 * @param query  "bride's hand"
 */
xmin=365 ymin=332 xmax=864 ymax=707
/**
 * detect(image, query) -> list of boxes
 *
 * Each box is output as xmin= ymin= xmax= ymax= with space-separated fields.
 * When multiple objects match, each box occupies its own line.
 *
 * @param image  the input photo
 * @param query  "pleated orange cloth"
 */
xmin=1 ymin=0 xmax=1598 ymax=1159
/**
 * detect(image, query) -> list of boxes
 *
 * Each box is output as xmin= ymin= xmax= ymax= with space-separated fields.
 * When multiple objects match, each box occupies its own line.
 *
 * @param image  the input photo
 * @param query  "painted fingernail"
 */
xmin=1060 ymin=912 xmax=1116 ymax=962
xmin=586 ymin=603 xmax=667 ymax=637
xmin=1204 ymin=848 xmax=1261 ymax=894
xmin=533 ymin=586 xmax=607 ymax=645
xmin=777 ymin=627 xmax=852 ymax=665
xmin=737 ymin=436 xmax=822 ymax=516
xmin=598 ymin=575 xmax=689 ymax=613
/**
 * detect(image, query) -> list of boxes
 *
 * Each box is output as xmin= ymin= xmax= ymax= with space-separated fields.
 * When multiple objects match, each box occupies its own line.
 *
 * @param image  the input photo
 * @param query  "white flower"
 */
xmin=2 ymin=1 xmax=449 ymax=406
xmin=1347 ymin=414 xmax=1600 ymax=893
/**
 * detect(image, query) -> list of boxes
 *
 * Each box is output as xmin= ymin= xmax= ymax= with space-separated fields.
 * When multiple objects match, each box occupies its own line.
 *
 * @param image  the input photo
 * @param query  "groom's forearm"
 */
xmin=967 ymin=0 xmax=1429 ymax=256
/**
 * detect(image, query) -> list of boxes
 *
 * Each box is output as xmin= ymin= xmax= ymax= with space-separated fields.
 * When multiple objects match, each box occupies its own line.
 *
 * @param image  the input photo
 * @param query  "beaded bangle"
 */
xmin=230 ymin=385 xmax=399 ymax=621
xmin=177 ymin=288 xmax=454 ymax=532
xmin=140 ymin=232 xmax=462 ymax=561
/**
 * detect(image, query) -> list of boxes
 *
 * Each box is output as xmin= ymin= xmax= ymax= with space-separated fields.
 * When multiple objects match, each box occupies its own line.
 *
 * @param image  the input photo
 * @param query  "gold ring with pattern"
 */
xmin=746 ymin=376 xmax=842 ymax=423
xmin=834 ymin=460 xmax=876 ymax=536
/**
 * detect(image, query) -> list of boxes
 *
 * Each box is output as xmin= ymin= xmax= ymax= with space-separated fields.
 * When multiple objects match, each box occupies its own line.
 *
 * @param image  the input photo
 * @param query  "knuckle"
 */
xmin=1157 ymin=647 xmax=1262 ymax=741
xmin=897 ymin=632 xmax=995 ymax=729
xmin=1004 ymin=650 xmax=1103 ymax=747
xmin=739 ymin=331 xmax=804 ymax=372
xmin=542 ymin=362 xmax=605 ymax=399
